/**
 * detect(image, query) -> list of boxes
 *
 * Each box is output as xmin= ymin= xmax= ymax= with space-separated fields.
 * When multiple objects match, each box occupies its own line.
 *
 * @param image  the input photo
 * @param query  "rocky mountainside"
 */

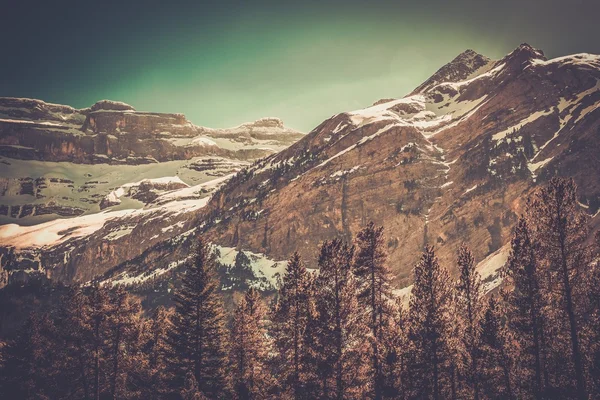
xmin=0 ymin=99 xmax=303 ymax=225
xmin=0 ymin=99 xmax=303 ymax=288
xmin=1 ymin=44 xmax=599 ymax=298
xmin=0 ymin=98 xmax=303 ymax=163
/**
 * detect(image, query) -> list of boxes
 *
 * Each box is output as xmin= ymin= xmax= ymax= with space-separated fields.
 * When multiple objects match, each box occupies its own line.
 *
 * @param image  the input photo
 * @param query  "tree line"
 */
xmin=1 ymin=177 xmax=600 ymax=399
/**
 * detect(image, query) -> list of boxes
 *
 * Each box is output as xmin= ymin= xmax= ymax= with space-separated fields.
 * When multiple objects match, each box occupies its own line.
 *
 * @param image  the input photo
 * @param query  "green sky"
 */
xmin=2 ymin=0 xmax=598 ymax=131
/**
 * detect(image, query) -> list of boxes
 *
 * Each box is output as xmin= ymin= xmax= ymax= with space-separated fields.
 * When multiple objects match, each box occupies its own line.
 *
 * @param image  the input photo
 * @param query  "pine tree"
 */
xmin=407 ymin=245 xmax=453 ymax=400
xmin=302 ymin=294 xmax=325 ymax=399
xmin=229 ymin=287 xmax=271 ymax=399
xmin=311 ymin=239 xmax=368 ymax=399
xmin=379 ymin=299 xmax=409 ymax=399
xmin=269 ymin=252 xmax=312 ymax=399
xmin=526 ymin=177 xmax=588 ymax=399
xmin=479 ymin=297 xmax=513 ymax=400
xmin=353 ymin=222 xmax=394 ymax=399
xmin=181 ymin=372 xmax=210 ymax=400
xmin=502 ymin=216 xmax=545 ymax=399
xmin=58 ymin=287 xmax=96 ymax=400
xmin=446 ymin=293 xmax=461 ymax=400
xmin=168 ymin=237 xmax=230 ymax=398
xmin=0 ymin=313 xmax=57 ymax=399
xmin=142 ymin=306 xmax=172 ymax=398
xmin=585 ymin=233 xmax=600 ymax=397
xmin=454 ymin=244 xmax=483 ymax=399
xmin=88 ymin=284 xmax=113 ymax=400
xmin=105 ymin=287 xmax=143 ymax=400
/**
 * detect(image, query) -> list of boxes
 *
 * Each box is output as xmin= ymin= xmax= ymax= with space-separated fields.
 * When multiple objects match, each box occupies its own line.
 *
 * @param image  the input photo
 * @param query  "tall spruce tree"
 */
xmin=379 ymin=299 xmax=409 ymax=399
xmin=105 ymin=287 xmax=143 ymax=400
xmin=454 ymin=244 xmax=483 ymax=399
xmin=58 ymin=287 xmax=96 ymax=400
xmin=585 ymin=233 xmax=600 ymax=397
xmin=503 ymin=216 xmax=545 ymax=399
xmin=269 ymin=252 xmax=312 ymax=399
xmin=311 ymin=239 xmax=368 ymax=399
xmin=527 ymin=177 xmax=588 ymax=399
xmin=142 ymin=306 xmax=172 ymax=398
xmin=0 ymin=313 xmax=57 ymax=399
xmin=353 ymin=222 xmax=393 ymax=399
xmin=181 ymin=372 xmax=210 ymax=400
xmin=479 ymin=297 xmax=513 ymax=400
xmin=168 ymin=237 xmax=230 ymax=398
xmin=88 ymin=284 xmax=113 ymax=400
xmin=229 ymin=287 xmax=271 ymax=399
xmin=407 ymin=245 xmax=453 ymax=400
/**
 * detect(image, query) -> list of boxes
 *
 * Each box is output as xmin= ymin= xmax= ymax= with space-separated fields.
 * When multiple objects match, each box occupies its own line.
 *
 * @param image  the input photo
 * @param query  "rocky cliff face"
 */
xmin=0 ymin=99 xmax=304 ymax=163
xmin=197 ymin=43 xmax=600 ymax=287
xmin=0 ymin=99 xmax=303 ymax=227
xmin=1 ymin=44 xmax=599 ymax=297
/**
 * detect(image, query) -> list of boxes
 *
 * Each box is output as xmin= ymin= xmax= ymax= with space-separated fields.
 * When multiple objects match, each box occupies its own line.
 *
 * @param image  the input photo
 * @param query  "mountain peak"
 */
xmin=500 ymin=43 xmax=546 ymax=70
xmin=411 ymin=48 xmax=491 ymax=94
xmin=242 ymin=117 xmax=285 ymax=129
xmin=90 ymin=100 xmax=136 ymax=112
xmin=514 ymin=43 xmax=545 ymax=57
xmin=456 ymin=48 xmax=484 ymax=59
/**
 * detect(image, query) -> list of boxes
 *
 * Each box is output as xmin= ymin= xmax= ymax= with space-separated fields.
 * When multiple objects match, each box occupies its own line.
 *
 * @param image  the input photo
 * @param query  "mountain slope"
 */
xmin=0 ymin=99 xmax=303 ymax=225
xmin=0 ymin=100 xmax=303 ymax=287
xmin=1 ymin=44 xmax=599 ymax=293
xmin=199 ymin=43 xmax=600 ymax=287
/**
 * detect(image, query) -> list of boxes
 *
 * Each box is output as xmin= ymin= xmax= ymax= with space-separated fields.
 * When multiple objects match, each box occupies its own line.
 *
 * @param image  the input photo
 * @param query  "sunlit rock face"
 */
xmin=193 ymin=44 xmax=600 ymax=289
xmin=0 ymin=98 xmax=304 ymax=164
xmin=1 ymin=44 xmax=599 ymax=300
xmin=0 ymin=97 xmax=304 ymax=288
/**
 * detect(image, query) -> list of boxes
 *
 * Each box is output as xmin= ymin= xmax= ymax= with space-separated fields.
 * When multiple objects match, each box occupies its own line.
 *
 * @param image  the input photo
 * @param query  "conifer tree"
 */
xmin=88 ymin=284 xmax=113 ymax=400
xmin=503 ymin=216 xmax=545 ymax=399
xmin=446 ymin=293 xmax=461 ymax=400
xmin=527 ymin=177 xmax=588 ymax=399
xmin=353 ymin=222 xmax=393 ymax=399
xmin=0 ymin=313 xmax=57 ymax=399
xmin=311 ymin=239 xmax=368 ymax=399
xmin=105 ymin=287 xmax=143 ymax=400
xmin=479 ymin=297 xmax=513 ymax=400
xmin=454 ymin=244 xmax=484 ymax=399
xmin=181 ymin=372 xmax=209 ymax=400
xmin=585 ymin=234 xmax=600 ymax=397
xmin=407 ymin=245 xmax=453 ymax=400
xmin=379 ymin=299 xmax=409 ymax=399
xmin=168 ymin=237 xmax=230 ymax=398
xmin=53 ymin=285 xmax=144 ymax=400
xmin=230 ymin=287 xmax=271 ymax=399
xmin=302 ymin=295 xmax=325 ymax=399
xmin=57 ymin=287 xmax=96 ymax=400
xmin=269 ymin=252 xmax=312 ymax=399
xmin=142 ymin=306 xmax=172 ymax=398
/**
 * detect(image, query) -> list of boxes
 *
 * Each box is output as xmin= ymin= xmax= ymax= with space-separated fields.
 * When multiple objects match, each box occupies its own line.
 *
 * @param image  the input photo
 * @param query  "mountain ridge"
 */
xmin=1 ymin=44 xmax=599 ymax=297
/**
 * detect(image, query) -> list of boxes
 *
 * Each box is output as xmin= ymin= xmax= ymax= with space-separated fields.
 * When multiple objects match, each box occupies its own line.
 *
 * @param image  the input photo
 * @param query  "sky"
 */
xmin=2 ymin=0 xmax=599 ymax=132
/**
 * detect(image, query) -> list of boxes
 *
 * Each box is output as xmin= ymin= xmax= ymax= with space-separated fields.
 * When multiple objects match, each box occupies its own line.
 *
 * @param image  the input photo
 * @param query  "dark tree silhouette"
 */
xmin=408 ymin=245 xmax=453 ymax=400
xmin=269 ymin=252 xmax=312 ymax=399
xmin=230 ymin=287 xmax=271 ymax=399
xmin=168 ymin=237 xmax=230 ymax=398
xmin=527 ymin=177 xmax=588 ymax=399
xmin=353 ymin=222 xmax=394 ymax=399
xmin=503 ymin=216 xmax=545 ymax=398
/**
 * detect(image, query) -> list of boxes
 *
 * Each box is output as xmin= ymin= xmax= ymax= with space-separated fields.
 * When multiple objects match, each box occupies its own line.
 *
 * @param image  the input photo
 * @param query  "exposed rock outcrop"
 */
xmin=0 ymin=99 xmax=304 ymax=164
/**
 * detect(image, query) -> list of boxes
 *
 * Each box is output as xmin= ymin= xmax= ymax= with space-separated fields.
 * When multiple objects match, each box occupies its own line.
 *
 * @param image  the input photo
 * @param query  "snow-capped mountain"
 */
xmin=1 ymin=44 xmax=599 ymax=296
xmin=0 ymin=98 xmax=303 ymax=163
xmin=198 ymin=43 xmax=600 ymax=288
xmin=0 ymin=99 xmax=303 ymax=224
xmin=0 ymin=100 xmax=303 ymax=287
